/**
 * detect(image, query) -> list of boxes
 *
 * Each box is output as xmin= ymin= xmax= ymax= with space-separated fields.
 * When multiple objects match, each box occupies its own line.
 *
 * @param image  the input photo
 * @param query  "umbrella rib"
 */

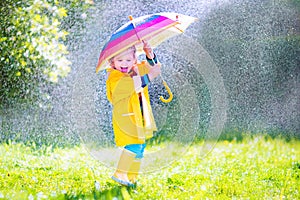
xmin=129 ymin=15 xmax=142 ymax=42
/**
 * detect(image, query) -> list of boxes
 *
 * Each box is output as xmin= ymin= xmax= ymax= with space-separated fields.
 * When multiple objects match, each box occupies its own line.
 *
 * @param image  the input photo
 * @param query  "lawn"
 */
xmin=0 ymin=135 xmax=299 ymax=199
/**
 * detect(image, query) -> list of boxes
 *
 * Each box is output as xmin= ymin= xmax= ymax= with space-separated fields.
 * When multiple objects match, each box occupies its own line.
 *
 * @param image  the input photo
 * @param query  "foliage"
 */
xmin=0 ymin=136 xmax=299 ymax=199
xmin=0 ymin=0 xmax=93 ymax=105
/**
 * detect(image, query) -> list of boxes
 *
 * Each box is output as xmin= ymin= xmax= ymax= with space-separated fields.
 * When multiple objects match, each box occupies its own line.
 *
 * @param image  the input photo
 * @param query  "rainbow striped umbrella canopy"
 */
xmin=96 ymin=12 xmax=198 ymax=73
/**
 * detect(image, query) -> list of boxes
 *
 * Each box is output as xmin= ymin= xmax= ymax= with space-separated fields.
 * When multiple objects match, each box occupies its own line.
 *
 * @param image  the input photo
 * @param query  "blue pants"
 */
xmin=124 ymin=143 xmax=146 ymax=159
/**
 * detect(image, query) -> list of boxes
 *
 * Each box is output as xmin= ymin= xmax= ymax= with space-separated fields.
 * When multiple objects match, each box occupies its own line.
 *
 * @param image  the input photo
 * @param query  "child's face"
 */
xmin=111 ymin=49 xmax=136 ymax=73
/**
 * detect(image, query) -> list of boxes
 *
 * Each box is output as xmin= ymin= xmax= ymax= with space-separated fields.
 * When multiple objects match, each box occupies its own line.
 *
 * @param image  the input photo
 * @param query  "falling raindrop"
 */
xmin=1 ymin=0 xmax=299 ymax=173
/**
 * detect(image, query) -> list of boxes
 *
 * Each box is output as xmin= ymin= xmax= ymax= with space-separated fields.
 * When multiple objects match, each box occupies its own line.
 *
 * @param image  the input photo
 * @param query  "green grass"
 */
xmin=0 ymin=136 xmax=299 ymax=199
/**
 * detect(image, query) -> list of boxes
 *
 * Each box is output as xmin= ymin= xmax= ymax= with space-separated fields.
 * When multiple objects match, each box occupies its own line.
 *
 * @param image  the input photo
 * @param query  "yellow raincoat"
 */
xmin=106 ymin=61 xmax=157 ymax=146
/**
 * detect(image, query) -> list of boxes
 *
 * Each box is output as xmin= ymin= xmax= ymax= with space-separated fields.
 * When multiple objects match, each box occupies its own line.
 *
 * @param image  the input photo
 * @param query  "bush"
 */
xmin=0 ymin=0 xmax=93 ymax=105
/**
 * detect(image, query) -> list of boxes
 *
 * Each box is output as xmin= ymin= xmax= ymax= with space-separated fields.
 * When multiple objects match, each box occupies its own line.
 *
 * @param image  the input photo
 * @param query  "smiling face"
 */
xmin=111 ymin=48 xmax=137 ymax=74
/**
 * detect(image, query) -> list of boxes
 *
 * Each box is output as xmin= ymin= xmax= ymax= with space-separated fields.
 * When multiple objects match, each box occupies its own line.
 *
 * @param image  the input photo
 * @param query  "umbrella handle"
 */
xmin=160 ymin=80 xmax=173 ymax=103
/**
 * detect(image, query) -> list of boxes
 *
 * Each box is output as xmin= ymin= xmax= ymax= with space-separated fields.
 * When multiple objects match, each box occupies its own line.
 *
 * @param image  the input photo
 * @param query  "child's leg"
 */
xmin=112 ymin=148 xmax=136 ymax=186
xmin=128 ymin=158 xmax=142 ymax=183
xmin=125 ymin=143 xmax=146 ymax=183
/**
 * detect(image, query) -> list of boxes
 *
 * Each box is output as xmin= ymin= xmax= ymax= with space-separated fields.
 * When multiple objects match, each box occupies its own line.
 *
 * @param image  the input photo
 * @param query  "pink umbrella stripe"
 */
xmin=134 ymin=19 xmax=178 ymax=38
xmin=134 ymin=21 xmax=180 ymax=41
xmin=98 ymin=34 xmax=141 ymax=66
xmin=97 ymin=31 xmax=137 ymax=63
xmin=109 ymin=15 xmax=172 ymax=44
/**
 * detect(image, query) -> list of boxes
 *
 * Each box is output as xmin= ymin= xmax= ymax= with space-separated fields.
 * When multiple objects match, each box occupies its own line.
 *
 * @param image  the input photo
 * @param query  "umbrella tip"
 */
xmin=128 ymin=15 xmax=133 ymax=21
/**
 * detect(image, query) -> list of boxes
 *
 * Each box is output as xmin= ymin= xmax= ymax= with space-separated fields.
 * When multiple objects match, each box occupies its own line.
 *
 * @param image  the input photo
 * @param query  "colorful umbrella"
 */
xmin=96 ymin=12 xmax=198 ymax=102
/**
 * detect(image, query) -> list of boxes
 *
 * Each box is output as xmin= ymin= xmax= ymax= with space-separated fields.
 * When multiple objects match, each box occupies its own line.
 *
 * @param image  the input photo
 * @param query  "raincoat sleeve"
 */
xmin=138 ymin=61 xmax=151 ymax=76
xmin=133 ymin=60 xmax=160 ymax=92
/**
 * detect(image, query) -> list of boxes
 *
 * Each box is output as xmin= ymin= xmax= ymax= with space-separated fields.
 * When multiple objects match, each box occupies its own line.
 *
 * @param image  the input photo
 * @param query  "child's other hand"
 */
xmin=148 ymin=63 xmax=161 ymax=81
xmin=143 ymin=40 xmax=154 ymax=59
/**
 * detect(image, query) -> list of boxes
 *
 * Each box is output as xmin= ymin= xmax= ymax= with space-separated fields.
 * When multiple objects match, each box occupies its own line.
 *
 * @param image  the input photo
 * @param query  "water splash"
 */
xmin=69 ymin=0 xmax=300 ymax=170
xmin=68 ymin=0 xmax=228 ymax=171
xmin=1 ymin=0 xmax=299 ymax=170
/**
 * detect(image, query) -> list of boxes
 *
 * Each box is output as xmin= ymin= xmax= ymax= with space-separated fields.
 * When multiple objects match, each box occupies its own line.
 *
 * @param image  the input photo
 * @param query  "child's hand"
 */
xmin=148 ymin=63 xmax=161 ymax=81
xmin=143 ymin=40 xmax=154 ymax=59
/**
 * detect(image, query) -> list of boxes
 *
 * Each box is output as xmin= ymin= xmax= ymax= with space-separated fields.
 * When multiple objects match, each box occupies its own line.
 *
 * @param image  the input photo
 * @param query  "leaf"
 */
xmin=57 ymin=7 xmax=67 ymax=18
xmin=16 ymin=71 xmax=21 ymax=77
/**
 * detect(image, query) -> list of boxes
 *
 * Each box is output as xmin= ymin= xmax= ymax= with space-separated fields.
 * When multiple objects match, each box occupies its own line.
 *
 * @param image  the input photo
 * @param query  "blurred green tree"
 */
xmin=0 ymin=0 xmax=93 ymax=106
